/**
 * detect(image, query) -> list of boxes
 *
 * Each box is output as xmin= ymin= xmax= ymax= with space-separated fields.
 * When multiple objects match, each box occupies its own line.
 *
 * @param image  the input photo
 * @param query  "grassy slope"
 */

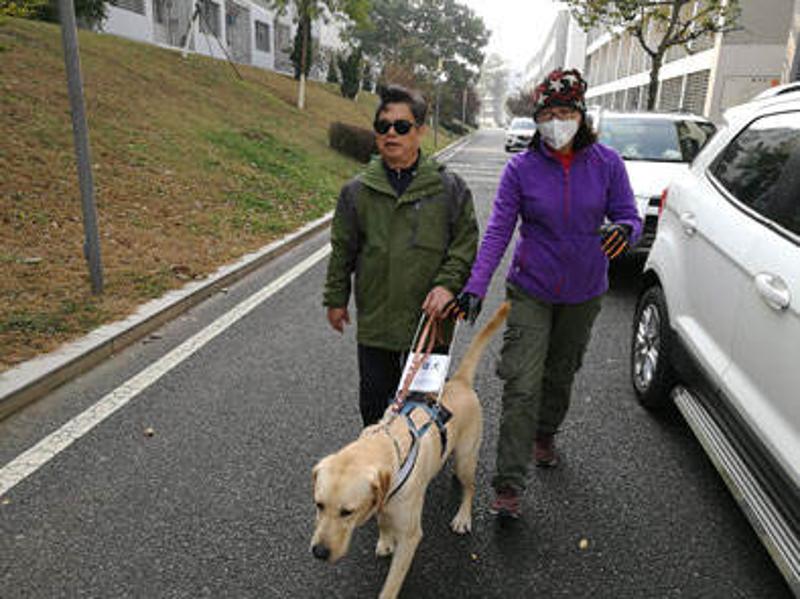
xmin=0 ymin=17 xmax=455 ymax=370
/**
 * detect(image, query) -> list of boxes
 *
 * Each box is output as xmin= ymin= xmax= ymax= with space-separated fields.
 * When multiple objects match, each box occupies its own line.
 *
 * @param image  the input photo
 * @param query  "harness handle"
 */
xmin=392 ymin=316 xmax=442 ymax=411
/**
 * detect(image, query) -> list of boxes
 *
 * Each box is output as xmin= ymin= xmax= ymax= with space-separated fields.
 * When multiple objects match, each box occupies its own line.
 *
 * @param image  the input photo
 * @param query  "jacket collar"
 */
xmin=361 ymin=152 xmax=444 ymax=203
xmin=536 ymin=138 xmax=589 ymax=165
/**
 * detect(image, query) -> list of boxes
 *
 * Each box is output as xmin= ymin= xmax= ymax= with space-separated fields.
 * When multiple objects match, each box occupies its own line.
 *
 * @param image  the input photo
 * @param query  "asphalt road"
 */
xmin=0 ymin=129 xmax=793 ymax=598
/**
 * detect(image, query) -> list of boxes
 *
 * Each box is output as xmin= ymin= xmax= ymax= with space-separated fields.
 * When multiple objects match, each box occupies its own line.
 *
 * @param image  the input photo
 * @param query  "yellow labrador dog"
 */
xmin=311 ymin=303 xmax=509 ymax=599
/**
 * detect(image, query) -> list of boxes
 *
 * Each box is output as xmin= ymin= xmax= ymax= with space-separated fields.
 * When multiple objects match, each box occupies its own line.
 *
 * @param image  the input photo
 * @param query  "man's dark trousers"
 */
xmin=357 ymin=345 xmax=403 ymax=426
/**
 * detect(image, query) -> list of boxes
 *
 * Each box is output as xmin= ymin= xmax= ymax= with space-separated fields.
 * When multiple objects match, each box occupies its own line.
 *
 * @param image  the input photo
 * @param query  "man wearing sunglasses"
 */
xmin=323 ymin=84 xmax=479 ymax=427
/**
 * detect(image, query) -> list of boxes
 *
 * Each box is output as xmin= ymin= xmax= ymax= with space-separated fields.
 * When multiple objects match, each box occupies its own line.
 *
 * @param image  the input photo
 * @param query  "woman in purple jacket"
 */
xmin=449 ymin=69 xmax=642 ymax=519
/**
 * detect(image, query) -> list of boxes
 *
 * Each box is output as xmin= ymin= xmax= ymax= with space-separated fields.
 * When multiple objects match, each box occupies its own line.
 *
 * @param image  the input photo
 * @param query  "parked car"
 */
xmin=504 ymin=117 xmax=536 ymax=152
xmin=594 ymin=110 xmax=716 ymax=252
xmin=631 ymin=91 xmax=800 ymax=592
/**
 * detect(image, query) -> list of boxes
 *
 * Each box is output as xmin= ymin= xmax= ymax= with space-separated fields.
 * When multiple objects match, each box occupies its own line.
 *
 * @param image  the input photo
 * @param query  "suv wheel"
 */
xmin=631 ymin=285 xmax=675 ymax=409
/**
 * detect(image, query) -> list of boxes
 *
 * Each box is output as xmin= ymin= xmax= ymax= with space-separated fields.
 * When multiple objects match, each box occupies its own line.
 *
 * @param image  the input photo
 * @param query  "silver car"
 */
xmin=504 ymin=117 xmax=536 ymax=152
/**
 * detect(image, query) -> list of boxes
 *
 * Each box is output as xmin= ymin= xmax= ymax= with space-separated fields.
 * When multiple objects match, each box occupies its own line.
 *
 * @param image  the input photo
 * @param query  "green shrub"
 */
xmin=326 ymin=54 xmax=339 ymax=83
xmin=32 ymin=0 xmax=106 ymax=28
xmin=338 ymin=48 xmax=362 ymax=100
xmin=443 ymin=120 xmax=469 ymax=136
xmin=1 ymin=0 xmax=46 ymax=17
xmin=328 ymin=122 xmax=376 ymax=163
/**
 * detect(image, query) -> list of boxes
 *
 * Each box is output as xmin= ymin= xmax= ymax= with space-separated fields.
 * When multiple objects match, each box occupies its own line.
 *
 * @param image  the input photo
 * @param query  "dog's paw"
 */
xmin=450 ymin=513 xmax=472 ymax=535
xmin=375 ymin=537 xmax=395 ymax=557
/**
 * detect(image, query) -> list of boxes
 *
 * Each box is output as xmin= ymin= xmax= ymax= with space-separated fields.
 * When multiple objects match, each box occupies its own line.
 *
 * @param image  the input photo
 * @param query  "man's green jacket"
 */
xmin=323 ymin=154 xmax=479 ymax=351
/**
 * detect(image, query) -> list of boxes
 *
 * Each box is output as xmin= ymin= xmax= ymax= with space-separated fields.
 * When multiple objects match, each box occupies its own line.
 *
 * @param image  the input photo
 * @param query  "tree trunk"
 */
xmin=647 ymin=53 xmax=663 ymax=110
xmin=298 ymin=16 xmax=308 ymax=110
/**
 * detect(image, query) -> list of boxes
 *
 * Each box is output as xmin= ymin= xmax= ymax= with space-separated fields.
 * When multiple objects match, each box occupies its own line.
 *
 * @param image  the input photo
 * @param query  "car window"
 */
xmin=509 ymin=118 xmax=535 ymax=130
xmin=710 ymin=111 xmax=800 ymax=237
xmin=599 ymin=117 xmax=713 ymax=162
xmin=676 ymin=120 xmax=716 ymax=162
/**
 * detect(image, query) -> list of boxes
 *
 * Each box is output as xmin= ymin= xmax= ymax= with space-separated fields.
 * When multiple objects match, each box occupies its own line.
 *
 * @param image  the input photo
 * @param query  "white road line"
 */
xmin=0 ymin=245 xmax=331 ymax=498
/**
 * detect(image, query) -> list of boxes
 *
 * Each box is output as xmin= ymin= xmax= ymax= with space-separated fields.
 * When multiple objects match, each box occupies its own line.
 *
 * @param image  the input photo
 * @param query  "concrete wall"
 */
xmin=783 ymin=0 xmax=800 ymax=82
xmin=249 ymin=3 xmax=276 ymax=70
xmin=705 ymin=0 xmax=794 ymax=119
xmin=101 ymin=0 xmax=345 ymax=81
xmin=564 ymin=16 xmax=586 ymax=73
xmin=104 ymin=2 xmax=153 ymax=44
xmin=582 ymin=0 xmax=795 ymax=120
xmin=524 ymin=10 xmax=569 ymax=87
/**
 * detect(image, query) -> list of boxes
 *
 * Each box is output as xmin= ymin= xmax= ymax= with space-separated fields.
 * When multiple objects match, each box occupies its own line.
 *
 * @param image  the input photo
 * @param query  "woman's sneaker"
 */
xmin=489 ymin=486 xmax=521 ymax=519
xmin=534 ymin=433 xmax=558 ymax=467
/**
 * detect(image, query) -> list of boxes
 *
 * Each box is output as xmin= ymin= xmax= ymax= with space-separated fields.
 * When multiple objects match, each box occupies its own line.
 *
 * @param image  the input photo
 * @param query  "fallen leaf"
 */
xmin=144 ymin=427 xmax=155 ymax=437
xmin=578 ymin=538 xmax=589 ymax=550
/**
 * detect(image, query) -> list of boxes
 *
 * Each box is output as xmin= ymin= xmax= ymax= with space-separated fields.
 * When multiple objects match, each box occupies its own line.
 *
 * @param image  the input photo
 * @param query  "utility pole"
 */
xmin=434 ymin=58 xmax=443 ymax=150
xmin=461 ymin=86 xmax=467 ymax=124
xmin=59 ymin=0 xmax=103 ymax=294
xmin=434 ymin=84 xmax=441 ymax=150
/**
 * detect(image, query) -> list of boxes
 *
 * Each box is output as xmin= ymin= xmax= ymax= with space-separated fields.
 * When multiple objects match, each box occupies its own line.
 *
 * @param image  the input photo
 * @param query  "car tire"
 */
xmin=504 ymin=145 xmax=511 ymax=152
xmin=631 ymin=285 xmax=676 ymax=410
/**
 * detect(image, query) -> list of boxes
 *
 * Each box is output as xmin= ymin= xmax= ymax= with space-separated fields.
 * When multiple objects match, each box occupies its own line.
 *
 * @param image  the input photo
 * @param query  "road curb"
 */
xmin=0 ymin=213 xmax=333 ymax=421
xmin=0 ymin=134 xmax=472 ymax=421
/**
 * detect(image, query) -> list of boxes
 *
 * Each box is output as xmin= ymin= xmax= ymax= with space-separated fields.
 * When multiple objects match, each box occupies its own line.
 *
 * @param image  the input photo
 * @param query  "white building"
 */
xmin=524 ymin=9 xmax=586 ymax=88
xmin=583 ymin=0 xmax=796 ymax=122
xmin=783 ymin=0 xmax=800 ymax=82
xmin=103 ymin=0 xmax=347 ymax=78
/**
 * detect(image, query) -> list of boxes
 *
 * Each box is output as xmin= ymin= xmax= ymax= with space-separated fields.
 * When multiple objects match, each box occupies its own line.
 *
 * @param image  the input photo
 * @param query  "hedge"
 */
xmin=328 ymin=121 xmax=377 ymax=164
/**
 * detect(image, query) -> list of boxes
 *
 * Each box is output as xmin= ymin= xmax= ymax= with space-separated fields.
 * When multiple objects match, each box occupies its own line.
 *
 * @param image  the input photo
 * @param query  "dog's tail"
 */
xmin=450 ymin=302 xmax=510 ymax=387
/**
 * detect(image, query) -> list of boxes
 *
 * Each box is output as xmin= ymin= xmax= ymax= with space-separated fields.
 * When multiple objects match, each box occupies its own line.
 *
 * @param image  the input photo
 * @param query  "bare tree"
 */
xmin=566 ymin=0 xmax=741 ymax=109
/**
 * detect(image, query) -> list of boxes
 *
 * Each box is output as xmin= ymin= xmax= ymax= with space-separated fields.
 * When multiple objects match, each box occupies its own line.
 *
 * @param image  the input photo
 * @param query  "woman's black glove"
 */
xmin=599 ymin=223 xmax=632 ymax=259
xmin=445 ymin=292 xmax=483 ymax=325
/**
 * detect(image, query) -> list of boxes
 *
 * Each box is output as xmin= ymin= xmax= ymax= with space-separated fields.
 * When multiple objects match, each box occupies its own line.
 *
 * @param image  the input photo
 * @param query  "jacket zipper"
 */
xmin=556 ymin=161 xmax=571 ymax=296
xmin=562 ymin=162 xmax=571 ymax=221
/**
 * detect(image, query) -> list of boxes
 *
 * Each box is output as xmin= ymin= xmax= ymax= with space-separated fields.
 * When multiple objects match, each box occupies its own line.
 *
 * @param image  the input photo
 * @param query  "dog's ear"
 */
xmin=372 ymin=469 xmax=392 ymax=510
xmin=312 ymin=457 xmax=327 ymax=491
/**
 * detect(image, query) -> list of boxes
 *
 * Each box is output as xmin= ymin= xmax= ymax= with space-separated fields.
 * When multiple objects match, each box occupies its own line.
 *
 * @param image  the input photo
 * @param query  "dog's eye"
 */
xmin=316 ymin=502 xmax=324 ymax=511
xmin=339 ymin=508 xmax=353 ymax=518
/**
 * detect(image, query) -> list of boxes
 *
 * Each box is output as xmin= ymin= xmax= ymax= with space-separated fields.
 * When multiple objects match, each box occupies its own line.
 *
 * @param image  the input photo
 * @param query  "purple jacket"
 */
xmin=464 ymin=141 xmax=642 ymax=304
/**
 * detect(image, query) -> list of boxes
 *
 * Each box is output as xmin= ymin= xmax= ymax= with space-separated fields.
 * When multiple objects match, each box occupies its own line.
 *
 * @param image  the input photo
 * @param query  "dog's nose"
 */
xmin=311 ymin=544 xmax=330 ymax=561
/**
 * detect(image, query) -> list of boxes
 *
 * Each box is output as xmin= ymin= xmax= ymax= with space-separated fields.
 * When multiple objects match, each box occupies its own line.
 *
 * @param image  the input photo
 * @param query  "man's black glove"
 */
xmin=445 ymin=292 xmax=483 ymax=325
xmin=599 ymin=223 xmax=632 ymax=260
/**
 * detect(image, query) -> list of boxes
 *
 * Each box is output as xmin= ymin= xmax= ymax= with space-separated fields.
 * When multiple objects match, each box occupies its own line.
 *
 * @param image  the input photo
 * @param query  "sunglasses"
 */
xmin=374 ymin=119 xmax=415 ymax=135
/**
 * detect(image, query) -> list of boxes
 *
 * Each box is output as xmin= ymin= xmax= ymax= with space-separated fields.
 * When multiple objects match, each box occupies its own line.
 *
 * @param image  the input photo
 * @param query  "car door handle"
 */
xmin=679 ymin=212 xmax=697 ymax=235
xmin=754 ymin=273 xmax=791 ymax=311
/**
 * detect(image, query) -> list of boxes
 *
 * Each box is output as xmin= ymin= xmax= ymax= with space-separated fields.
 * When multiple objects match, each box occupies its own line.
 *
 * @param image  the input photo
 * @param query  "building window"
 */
xmin=200 ymin=0 xmax=220 ymax=36
xmin=113 ymin=0 xmax=145 ymax=15
xmin=614 ymin=90 xmax=625 ymax=110
xmin=683 ymin=70 xmax=710 ymax=115
xmin=153 ymin=0 xmax=166 ymax=23
xmin=658 ymin=76 xmax=683 ymax=111
xmin=255 ymin=20 xmax=271 ymax=52
xmin=626 ymin=86 xmax=640 ymax=111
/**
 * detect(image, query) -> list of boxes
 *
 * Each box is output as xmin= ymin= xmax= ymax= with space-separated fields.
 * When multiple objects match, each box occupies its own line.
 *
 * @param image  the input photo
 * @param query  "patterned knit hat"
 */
xmin=532 ymin=68 xmax=588 ymax=117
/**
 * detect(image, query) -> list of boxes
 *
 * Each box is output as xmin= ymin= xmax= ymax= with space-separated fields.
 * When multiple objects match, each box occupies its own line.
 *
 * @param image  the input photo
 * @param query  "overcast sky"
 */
xmin=462 ymin=0 xmax=563 ymax=73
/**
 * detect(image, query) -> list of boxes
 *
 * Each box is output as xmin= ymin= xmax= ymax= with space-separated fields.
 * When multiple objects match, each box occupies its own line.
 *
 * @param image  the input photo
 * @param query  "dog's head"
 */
xmin=310 ymin=453 xmax=392 ymax=563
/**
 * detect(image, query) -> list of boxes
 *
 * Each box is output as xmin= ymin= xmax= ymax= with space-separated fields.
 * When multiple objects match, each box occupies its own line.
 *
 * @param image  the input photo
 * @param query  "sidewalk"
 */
xmin=0 ymin=135 xmax=473 ymax=420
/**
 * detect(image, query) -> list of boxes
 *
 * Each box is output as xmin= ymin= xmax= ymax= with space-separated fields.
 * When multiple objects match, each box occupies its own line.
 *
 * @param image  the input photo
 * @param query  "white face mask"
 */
xmin=537 ymin=118 xmax=579 ymax=150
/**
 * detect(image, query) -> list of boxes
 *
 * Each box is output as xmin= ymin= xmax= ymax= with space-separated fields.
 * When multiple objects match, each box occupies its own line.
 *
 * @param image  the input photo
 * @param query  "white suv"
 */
xmin=630 ymin=90 xmax=800 ymax=592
